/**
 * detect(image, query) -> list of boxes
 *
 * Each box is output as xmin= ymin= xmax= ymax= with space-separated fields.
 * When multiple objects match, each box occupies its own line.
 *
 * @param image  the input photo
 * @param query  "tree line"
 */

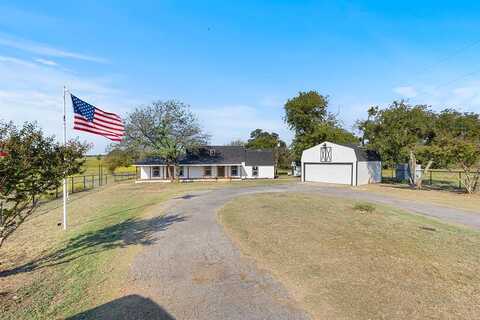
xmin=2 ymin=90 xmax=479 ymax=247
xmin=104 ymin=91 xmax=480 ymax=193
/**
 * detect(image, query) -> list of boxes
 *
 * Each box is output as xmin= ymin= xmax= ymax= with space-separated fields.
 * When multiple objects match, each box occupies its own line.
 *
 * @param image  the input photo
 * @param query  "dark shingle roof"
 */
xmin=245 ymin=149 xmax=275 ymax=166
xmin=180 ymin=146 xmax=246 ymax=165
xmin=338 ymin=143 xmax=381 ymax=162
xmin=135 ymin=157 xmax=167 ymax=165
xmin=134 ymin=146 xmax=275 ymax=166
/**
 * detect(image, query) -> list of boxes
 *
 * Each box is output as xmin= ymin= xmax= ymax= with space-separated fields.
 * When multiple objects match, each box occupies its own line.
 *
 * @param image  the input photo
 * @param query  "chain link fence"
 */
xmin=382 ymin=168 xmax=472 ymax=190
xmin=41 ymin=172 xmax=137 ymax=201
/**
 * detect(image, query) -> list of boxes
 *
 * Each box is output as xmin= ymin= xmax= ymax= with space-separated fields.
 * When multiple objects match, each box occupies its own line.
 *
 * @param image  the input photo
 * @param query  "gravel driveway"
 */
xmin=123 ymin=182 xmax=480 ymax=319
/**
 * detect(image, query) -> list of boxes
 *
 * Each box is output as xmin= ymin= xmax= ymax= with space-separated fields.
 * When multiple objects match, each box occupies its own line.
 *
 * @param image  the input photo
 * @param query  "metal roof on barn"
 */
xmin=338 ymin=143 xmax=381 ymax=162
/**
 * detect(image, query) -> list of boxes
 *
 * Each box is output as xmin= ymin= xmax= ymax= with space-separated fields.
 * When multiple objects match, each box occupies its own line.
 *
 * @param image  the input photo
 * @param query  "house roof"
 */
xmin=135 ymin=146 xmax=275 ymax=166
xmin=180 ymin=146 xmax=246 ymax=165
xmin=338 ymin=143 xmax=381 ymax=162
xmin=135 ymin=157 xmax=167 ymax=165
xmin=245 ymin=149 xmax=275 ymax=166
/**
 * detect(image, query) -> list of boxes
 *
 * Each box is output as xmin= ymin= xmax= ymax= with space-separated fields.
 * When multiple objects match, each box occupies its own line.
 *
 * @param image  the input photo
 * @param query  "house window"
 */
xmin=231 ymin=166 xmax=238 ymax=176
xmin=252 ymin=166 xmax=259 ymax=177
xmin=152 ymin=166 xmax=160 ymax=177
xmin=178 ymin=166 xmax=184 ymax=177
xmin=204 ymin=166 xmax=212 ymax=176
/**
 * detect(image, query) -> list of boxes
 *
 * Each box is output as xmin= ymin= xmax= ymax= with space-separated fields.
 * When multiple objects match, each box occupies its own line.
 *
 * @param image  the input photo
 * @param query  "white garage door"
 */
xmin=304 ymin=163 xmax=353 ymax=185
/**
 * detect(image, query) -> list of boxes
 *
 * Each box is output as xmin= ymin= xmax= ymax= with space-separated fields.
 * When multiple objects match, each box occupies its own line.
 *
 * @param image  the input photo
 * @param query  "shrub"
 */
xmin=353 ymin=202 xmax=376 ymax=213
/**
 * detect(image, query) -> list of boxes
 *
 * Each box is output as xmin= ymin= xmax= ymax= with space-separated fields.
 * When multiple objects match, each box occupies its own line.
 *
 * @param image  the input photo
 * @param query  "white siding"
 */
xmin=138 ymin=164 xmax=274 ymax=180
xmin=139 ymin=166 xmax=168 ymax=179
xmin=301 ymin=142 xmax=356 ymax=164
xmin=301 ymin=142 xmax=357 ymax=184
xmin=242 ymin=163 xmax=275 ymax=179
xmin=140 ymin=166 xmax=150 ymax=179
xmin=357 ymin=161 xmax=382 ymax=185
xmin=301 ymin=141 xmax=382 ymax=186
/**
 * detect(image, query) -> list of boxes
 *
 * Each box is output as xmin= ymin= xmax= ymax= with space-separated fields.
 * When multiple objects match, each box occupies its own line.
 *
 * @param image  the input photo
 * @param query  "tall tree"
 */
xmin=122 ymin=100 xmax=209 ymax=179
xmin=245 ymin=129 xmax=290 ymax=168
xmin=357 ymin=101 xmax=435 ymax=166
xmin=0 ymin=121 xmax=88 ymax=247
xmin=426 ymin=110 xmax=480 ymax=193
xmin=103 ymin=148 xmax=133 ymax=173
xmin=358 ymin=103 xmax=480 ymax=192
xmin=284 ymin=91 xmax=357 ymax=159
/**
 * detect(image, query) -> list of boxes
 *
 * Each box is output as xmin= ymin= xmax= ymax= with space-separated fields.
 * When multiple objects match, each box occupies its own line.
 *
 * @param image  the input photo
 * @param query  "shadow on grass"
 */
xmin=66 ymin=294 xmax=175 ymax=320
xmin=0 ymin=214 xmax=186 ymax=278
xmin=379 ymin=181 xmax=466 ymax=194
xmin=175 ymin=194 xmax=200 ymax=200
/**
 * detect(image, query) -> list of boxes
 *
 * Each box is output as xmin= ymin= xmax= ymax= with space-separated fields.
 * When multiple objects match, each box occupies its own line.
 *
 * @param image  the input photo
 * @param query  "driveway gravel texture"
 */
xmin=122 ymin=182 xmax=480 ymax=319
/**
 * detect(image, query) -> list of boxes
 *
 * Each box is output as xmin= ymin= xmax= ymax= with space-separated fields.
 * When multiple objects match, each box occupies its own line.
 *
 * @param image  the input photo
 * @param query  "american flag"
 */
xmin=71 ymin=94 xmax=124 ymax=142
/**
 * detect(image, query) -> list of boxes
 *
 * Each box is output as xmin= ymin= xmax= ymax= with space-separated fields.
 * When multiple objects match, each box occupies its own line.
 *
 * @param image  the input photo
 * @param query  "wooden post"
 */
xmin=71 ymin=177 xmax=74 ymax=193
xmin=459 ymin=172 xmax=462 ymax=189
xmin=105 ymin=175 xmax=108 ymax=184
xmin=430 ymin=171 xmax=432 ymax=185
xmin=83 ymin=175 xmax=86 ymax=190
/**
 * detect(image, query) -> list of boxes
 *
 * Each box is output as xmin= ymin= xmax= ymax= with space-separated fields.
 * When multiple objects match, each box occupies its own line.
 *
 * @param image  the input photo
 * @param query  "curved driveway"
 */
xmin=125 ymin=183 xmax=480 ymax=319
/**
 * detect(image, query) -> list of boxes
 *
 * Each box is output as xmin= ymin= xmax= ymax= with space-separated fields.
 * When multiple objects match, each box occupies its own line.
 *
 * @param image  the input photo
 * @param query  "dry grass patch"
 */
xmin=360 ymin=184 xmax=480 ymax=212
xmin=219 ymin=193 xmax=480 ymax=320
xmin=0 ymin=178 xmax=295 ymax=319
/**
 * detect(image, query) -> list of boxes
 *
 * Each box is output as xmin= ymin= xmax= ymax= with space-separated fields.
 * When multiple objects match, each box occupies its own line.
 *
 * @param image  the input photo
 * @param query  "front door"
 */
xmin=217 ymin=166 xmax=225 ymax=177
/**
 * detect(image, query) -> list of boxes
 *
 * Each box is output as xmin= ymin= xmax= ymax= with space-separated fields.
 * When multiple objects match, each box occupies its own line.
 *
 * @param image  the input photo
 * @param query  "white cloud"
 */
xmin=195 ymin=104 xmax=293 ymax=144
xmin=0 ymin=33 xmax=107 ymax=63
xmin=34 ymin=58 xmax=57 ymax=66
xmin=0 ymin=55 xmax=135 ymax=154
xmin=393 ymin=86 xmax=418 ymax=98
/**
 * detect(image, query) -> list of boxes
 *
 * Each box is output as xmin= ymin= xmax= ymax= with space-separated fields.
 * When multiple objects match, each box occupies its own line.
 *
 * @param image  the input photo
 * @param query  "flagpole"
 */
xmin=63 ymin=86 xmax=68 ymax=230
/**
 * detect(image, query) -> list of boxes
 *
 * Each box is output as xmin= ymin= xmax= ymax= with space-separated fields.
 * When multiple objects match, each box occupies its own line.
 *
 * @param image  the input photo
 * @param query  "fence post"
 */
xmin=459 ymin=172 xmax=462 ymax=189
xmin=105 ymin=175 xmax=108 ymax=184
xmin=83 ymin=176 xmax=86 ymax=190
xmin=92 ymin=175 xmax=94 ymax=188
xmin=71 ymin=177 xmax=74 ymax=193
xmin=430 ymin=171 xmax=432 ymax=185
xmin=56 ymin=187 xmax=59 ymax=199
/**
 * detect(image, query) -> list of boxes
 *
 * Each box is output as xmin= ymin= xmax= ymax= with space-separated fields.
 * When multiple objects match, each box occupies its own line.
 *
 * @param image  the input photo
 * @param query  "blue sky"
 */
xmin=1 ymin=1 xmax=480 ymax=154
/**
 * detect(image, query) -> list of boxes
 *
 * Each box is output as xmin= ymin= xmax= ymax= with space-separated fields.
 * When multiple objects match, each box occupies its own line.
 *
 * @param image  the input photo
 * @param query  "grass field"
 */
xmin=79 ymin=156 xmax=136 ymax=176
xmin=219 ymin=193 xmax=480 ymax=319
xmin=360 ymin=183 xmax=480 ymax=212
xmin=0 ymin=178 xmax=295 ymax=319
xmin=382 ymin=168 xmax=473 ymax=190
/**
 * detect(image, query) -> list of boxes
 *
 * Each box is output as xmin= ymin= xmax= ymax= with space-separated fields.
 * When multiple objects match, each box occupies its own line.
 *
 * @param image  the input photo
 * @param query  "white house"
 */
xmin=135 ymin=146 xmax=275 ymax=181
xmin=301 ymin=141 xmax=381 ymax=186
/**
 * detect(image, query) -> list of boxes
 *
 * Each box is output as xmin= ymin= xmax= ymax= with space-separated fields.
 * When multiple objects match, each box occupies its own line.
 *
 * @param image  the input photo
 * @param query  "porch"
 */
xmin=137 ymin=164 xmax=244 ymax=181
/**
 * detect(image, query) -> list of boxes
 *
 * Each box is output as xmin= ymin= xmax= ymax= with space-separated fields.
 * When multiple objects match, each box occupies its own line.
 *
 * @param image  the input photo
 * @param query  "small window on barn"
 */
xmin=320 ymin=144 xmax=332 ymax=162
xmin=209 ymin=149 xmax=216 ymax=156
xmin=204 ymin=166 xmax=212 ymax=176
xmin=252 ymin=166 xmax=259 ymax=177
xmin=231 ymin=166 xmax=238 ymax=176
xmin=152 ymin=166 xmax=160 ymax=177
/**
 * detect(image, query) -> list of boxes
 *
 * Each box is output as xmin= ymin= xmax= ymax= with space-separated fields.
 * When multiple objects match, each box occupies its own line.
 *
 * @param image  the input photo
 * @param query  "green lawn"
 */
xmin=79 ymin=156 xmax=136 ymax=176
xmin=0 ymin=178 xmax=295 ymax=319
xmin=219 ymin=193 xmax=480 ymax=319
